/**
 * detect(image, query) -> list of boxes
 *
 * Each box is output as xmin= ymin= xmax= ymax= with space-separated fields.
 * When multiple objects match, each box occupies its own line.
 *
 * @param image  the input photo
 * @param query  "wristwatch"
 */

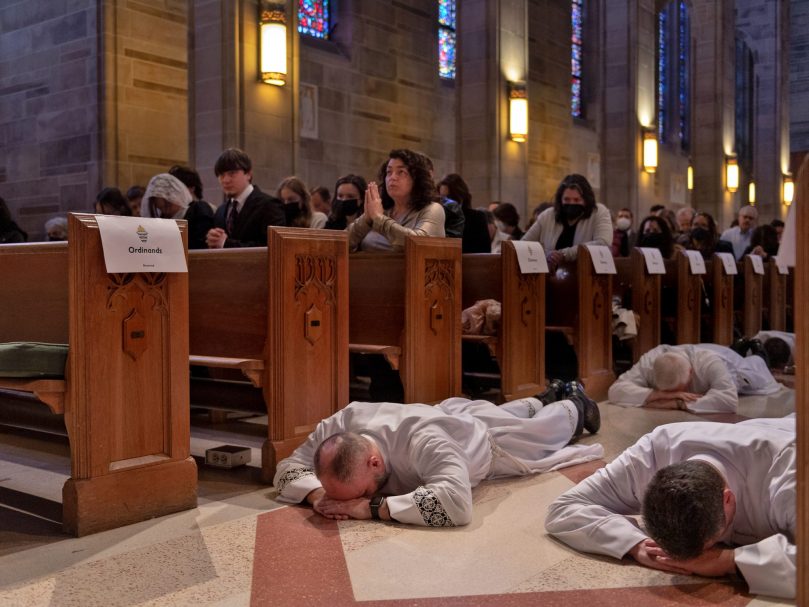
xmin=369 ymin=496 xmax=386 ymax=520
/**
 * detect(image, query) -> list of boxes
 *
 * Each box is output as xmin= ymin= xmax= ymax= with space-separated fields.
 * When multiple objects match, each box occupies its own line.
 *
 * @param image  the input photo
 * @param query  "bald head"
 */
xmin=314 ymin=432 xmax=371 ymax=482
xmin=653 ymin=351 xmax=692 ymax=391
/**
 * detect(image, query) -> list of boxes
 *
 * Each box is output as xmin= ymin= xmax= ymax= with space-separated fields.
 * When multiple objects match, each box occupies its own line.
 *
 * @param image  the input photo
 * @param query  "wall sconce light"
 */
xmin=687 ymin=164 xmax=693 ymax=190
xmin=725 ymin=155 xmax=739 ymax=193
xmin=508 ymin=82 xmax=528 ymax=143
xmin=642 ymin=130 xmax=658 ymax=173
xmin=748 ymin=181 xmax=756 ymax=205
xmin=783 ymin=175 xmax=794 ymax=206
xmin=260 ymin=4 xmax=287 ymax=86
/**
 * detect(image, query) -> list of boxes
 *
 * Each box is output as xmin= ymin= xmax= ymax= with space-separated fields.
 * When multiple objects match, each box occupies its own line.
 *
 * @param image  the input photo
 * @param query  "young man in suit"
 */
xmin=206 ymin=148 xmax=285 ymax=248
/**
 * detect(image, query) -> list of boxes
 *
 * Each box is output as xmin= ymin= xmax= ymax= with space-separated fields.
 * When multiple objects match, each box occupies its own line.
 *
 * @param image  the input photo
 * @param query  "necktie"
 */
xmin=226 ymin=199 xmax=238 ymax=234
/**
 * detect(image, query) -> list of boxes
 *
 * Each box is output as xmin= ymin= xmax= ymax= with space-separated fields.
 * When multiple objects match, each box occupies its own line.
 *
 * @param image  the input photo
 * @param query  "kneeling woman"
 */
xmin=347 ymin=149 xmax=445 ymax=252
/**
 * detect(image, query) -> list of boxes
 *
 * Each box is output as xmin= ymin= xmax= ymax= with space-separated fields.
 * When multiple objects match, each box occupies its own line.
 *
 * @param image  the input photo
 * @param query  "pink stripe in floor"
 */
xmin=250 ymin=506 xmax=752 ymax=607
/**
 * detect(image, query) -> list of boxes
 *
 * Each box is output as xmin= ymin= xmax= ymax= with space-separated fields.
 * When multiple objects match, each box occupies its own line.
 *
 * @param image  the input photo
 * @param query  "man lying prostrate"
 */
xmin=545 ymin=415 xmax=796 ymax=599
xmin=273 ymin=390 xmax=602 ymax=527
xmin=607 ymin=344 xmax=779 ymax=413
xmin=753 ymin=331 xmax=795 ymax=370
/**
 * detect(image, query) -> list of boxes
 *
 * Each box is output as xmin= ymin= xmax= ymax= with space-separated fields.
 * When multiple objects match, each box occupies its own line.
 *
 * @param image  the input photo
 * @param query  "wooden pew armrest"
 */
xmin=189 ymin=355 xmax=265 ymax=388
xmin=0 ymin=378 xmax=66 ymax=414
xmin=348 ymin=344 xmax=402 ymax=371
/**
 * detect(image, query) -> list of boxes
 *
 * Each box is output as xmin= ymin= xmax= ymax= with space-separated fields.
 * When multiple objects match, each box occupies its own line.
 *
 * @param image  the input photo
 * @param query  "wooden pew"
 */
xmin=461 ymin=241 xmax=545 ymax=401
xmin=701 ymin=257 xmax=735 ymax=345
xmin=546 ymin=245 xmax=614 ymax=400
xmin=662 ymin=251 xmax=701 ymax=344
xmin=734 ymin=255 xmax=764 ymax=338
xmin=0 ymin=213 xmax=197 ymax=536
xmin=764 ymin=259 xmax=787 ymax=331
xmin=349 ymin=236 xmax=462 ymax=404
xmin=613 ymin=248 xmax=661 ymax=362
xmin=188 ymin=227 xmax=348 ymax=481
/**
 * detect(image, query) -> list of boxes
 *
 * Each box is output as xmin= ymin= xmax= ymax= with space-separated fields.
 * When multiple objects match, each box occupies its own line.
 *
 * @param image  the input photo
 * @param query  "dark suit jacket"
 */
xmin=185 ymin=200 xmax=215 ymax=250
xmin=213 ymin=185 xmax=286 ymax=247
xmin=462 ymin=207 xmax=491 ymax=253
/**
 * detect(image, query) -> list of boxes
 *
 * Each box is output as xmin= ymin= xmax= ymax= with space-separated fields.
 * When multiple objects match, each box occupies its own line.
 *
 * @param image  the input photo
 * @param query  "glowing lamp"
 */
xmin=508 ymin=82 xmax=528 ymax=143
xmin=260 ymin=8 xmax=287 ymax=86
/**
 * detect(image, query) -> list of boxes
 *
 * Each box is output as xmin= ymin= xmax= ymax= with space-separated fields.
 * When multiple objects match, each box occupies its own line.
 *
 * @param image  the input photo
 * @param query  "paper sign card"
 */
xmin=512 ymin=240 xmax=549 ymax=274
xmin=777 ymin=263 xmax=789 ymax=275
xmin=715 ymin=252 xmax=738 ymax=275
xmin=585 ymin=244 xmax=617 ymax=274
xmin=96 ymin=216 xmax=187 ymax=273
xmin=638 ymin=247 xmax=666 ymax=275
xmin=684 ymin=250 xmax=707 ymax=274
xmin=748 ymin=254 xmax=765 ymax=275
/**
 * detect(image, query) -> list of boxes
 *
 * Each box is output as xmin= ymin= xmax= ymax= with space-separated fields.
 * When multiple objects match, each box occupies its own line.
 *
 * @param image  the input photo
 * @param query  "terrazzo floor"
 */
xmin=0 ymin=389 xmax=797 ymax=607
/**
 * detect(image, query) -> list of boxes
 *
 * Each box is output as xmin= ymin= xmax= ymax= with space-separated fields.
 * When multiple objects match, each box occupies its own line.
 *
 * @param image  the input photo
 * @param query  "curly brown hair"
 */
xmin=377 ymin=149 xmax=436 ymax=211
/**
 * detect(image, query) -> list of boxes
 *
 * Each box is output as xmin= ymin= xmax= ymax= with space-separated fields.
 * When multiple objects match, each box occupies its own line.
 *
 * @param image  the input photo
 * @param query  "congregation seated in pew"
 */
xmin=521 ymin=174 xmax=612 ymax=272
xmin=347 ymin=148 xmax=445 ymax=252
xmin=607 ymin=343 xmax=780 ymax=413
xmin=206 ymin=147 xmax=286 ymax=249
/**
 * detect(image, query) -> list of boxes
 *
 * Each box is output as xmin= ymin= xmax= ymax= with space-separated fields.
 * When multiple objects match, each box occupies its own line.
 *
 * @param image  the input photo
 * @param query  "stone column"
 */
xmin=737 ymin=0 xmax=791 ymax=220
xmin=191 ymin=0 xmax=297 ymax=203
xmin=457 ymin=0 xmax=529 ymax=214
xmin=691 ymin=0 xmax=736 ymax=227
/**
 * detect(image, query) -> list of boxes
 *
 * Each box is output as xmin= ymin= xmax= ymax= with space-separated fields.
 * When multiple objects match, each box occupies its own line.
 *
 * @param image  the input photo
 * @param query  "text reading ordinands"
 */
xmin=128 ymin=246 xmax=163 ymax=254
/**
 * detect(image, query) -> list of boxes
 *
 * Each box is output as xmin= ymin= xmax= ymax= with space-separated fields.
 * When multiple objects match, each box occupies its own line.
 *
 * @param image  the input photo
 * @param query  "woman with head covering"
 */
xmin=522 ymin=173 xmax=613 ymax=272
xmin=141 ymin=173 xmax=214 ymax=249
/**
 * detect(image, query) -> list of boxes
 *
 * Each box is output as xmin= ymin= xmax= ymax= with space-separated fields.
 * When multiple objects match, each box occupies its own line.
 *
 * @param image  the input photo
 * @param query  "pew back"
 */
xmin=662 ymin=252 xmax=701 ymax=344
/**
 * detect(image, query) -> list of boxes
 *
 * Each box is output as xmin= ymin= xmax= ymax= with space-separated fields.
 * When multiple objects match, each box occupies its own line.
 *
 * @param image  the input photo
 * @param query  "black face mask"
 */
xmin=284 ymin=203 xmax=303 ymax=223
xmin=689 ymin=227 xmax=710 ymax=244
xmin=639 ymin=232 xmax=666 ymax=249
xmin=562 ymin=204 xmax=585 ymax=222
xmin=337 ymin=198 xmax=359 ymax=216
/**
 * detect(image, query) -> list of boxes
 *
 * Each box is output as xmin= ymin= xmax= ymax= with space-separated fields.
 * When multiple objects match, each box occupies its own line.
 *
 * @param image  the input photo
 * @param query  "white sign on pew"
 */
xmin=585 ymin=244 xmax=617 ymax=274
xmin=684 ymin=250 xmax=707 ymax=274
xmin=96 ymin=216 xmax=187 ymax=273
xmin=638 ymin=247 xmax=666 ymax=274
xmin=715 ymin=252 xmax=738 ymax=275
xmin=748 ymin=254 xmax=765 ymax=275
xmin=512 ymin=241 xmax=549 ymax=274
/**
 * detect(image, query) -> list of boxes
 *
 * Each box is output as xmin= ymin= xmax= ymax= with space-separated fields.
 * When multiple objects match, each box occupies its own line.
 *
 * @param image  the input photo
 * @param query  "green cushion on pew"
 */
xmin=0 ymin=342 xmax=68 ymax=379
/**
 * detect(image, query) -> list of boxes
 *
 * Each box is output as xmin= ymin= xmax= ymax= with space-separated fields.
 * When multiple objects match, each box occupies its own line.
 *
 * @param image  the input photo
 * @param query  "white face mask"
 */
xmin=616 ymin=217 xmax=631 ymax=231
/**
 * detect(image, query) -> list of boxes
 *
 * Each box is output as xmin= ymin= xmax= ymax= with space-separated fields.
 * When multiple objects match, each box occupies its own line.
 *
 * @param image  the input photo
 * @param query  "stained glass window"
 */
xmin=657 ymin=8 xmax=668 ymax=142
xmin=658 ymin=2 xmax=691 ymax=149
xmin=298 ymin=0 xmax=329 ymax=39
xmin=438 ymin=0 xmax=456 ymax=79
xmin=571 ymin=0 xmax=584 ymax=118
xmin=678 ymin=0 xmax=690 ymax=149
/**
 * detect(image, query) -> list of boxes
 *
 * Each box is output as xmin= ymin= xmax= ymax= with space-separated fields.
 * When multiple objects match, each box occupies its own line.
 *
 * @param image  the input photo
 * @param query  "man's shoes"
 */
xmin=567 ymin=391 xmax=601 ymax=435
xmin=535 ymin=378 xmax=567 ymax=406
xmin=731 ymin=337 xmax=750 ymax=357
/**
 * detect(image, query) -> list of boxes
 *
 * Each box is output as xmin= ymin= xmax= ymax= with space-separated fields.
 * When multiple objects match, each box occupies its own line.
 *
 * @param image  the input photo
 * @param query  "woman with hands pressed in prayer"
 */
xmin=347 ymin=149 xmax=445 ymax=252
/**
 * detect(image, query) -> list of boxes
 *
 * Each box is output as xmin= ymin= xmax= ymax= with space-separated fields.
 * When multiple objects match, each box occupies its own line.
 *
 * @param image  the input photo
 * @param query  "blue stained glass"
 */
xmin=298 ymin=0 xmax=329 ymax=39
xmin=572 ymin=3 xmax=583 ymax=46
xmin=658 ymin=9 xmax=667 ymax=142
xmin=438 ymin=0 xmax=456 ymax=80
xmin=439 ymin=0 xmax=456 ymax=29
xmin=571 ymin=78 xmax=582 ymax=117
xmin=678 ymin=0 xmax=689 ymax=147
xmin=571 ymin=0 xmax=584 ymax=117
xmin=439 ymin=28 xmax=456 ymax=79
xmin=572 ymin=44 xmax=582 ymax=77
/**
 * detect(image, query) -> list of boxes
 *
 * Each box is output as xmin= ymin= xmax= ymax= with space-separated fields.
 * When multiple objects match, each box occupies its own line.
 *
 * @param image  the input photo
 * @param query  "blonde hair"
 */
xmin=653 ymin=351 xmax=692 ymax=391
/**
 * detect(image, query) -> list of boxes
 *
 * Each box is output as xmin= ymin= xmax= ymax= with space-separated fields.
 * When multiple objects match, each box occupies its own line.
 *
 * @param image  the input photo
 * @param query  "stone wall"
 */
xmin=0 ymin=0 xmax=101 ymax=240
xmin=790 ymin=0 xmax=809 ymax=154
xmin=297 ymin=0 xmax=457 ymax=196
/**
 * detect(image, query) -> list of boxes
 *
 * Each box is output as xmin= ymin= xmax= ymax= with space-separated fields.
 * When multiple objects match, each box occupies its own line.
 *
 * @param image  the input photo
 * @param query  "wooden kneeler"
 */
xmin=62 ymin=214 xmax=196 ymax=535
